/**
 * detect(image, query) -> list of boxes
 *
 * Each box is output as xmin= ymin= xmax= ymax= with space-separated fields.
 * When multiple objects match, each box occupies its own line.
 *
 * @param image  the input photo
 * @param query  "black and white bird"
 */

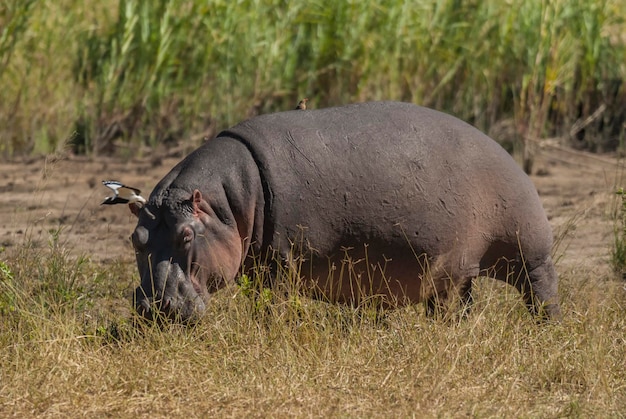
xmin=101 ymin=180 xmax=146 ymax=206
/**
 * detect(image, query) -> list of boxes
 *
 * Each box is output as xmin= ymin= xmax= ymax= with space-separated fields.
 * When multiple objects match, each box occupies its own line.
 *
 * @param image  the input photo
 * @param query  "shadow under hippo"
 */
xmin=129 ymin=101 xmax=560 ymax=322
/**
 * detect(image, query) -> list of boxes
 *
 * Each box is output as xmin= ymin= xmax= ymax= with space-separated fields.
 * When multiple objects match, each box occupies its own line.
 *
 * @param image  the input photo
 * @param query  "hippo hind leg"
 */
xmin=488 ymin=252 xmax=561 ymax=321
xmin=482 ymin=240 xmax=561 ymax=321
xmin=514 ymin=255 xmax=561 ymax=321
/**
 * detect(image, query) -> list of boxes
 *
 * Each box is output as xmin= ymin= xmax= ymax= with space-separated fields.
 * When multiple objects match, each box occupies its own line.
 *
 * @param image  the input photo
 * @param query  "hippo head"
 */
xmin=130 ymin=188 xmax=244 ymax=322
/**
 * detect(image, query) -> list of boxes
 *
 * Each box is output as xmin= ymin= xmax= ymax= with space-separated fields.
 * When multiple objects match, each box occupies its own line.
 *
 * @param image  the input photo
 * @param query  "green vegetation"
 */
xmin=0 ymin=0 xmax=624 ymax=155
xmin=1 ymin=230 xmax=625 ymax=416
xmin=612 ymin=187 xmax=626 ymax=274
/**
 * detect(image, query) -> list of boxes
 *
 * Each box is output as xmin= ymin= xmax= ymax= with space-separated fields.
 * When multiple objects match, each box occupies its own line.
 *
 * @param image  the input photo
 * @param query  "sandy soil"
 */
xmin=0 ymin=142 xmax=622 ymax=279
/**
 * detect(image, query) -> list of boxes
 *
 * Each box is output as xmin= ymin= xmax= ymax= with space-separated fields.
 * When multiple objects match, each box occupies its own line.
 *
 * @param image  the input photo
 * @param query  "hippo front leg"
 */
xmin=425 ymin=276 xmax=474 ymax=320
xmin=458 ymin=278 xmax=474 ymax=316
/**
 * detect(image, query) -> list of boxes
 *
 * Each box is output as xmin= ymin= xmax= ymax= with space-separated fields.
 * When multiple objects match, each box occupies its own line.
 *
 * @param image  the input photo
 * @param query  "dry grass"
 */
xmin=1 ymin=233 xmax=625 ymax=417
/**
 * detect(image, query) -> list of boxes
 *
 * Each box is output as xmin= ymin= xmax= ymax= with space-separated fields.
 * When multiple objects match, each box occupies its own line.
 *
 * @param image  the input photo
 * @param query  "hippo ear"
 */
xmin=193 ymin=189 xmax=202 ymax=203
xmin=191 ymin=189 xmax=213 ymax=218
xmin=191 ymin=189 xmax=203 ymax=214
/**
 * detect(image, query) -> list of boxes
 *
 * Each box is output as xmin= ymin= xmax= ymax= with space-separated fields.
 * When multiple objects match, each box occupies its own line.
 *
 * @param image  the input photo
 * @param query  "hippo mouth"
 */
xmin=135 ymin=261 xmax=207 ymax=322
xmin=135 ymin=282 xmax=207 ymax=322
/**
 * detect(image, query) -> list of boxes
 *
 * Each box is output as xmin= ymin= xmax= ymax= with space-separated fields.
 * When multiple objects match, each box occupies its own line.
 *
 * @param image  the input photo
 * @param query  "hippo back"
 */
xmin=219 ymin=101 xmax=548 ymax=264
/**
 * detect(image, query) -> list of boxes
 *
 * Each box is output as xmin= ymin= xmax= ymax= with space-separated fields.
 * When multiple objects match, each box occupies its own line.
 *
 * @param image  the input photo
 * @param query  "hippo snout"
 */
xmin=134 ymin=285 xmax=204 ymax=321
xmin=134 ymin=260 xmax=207 ymax=321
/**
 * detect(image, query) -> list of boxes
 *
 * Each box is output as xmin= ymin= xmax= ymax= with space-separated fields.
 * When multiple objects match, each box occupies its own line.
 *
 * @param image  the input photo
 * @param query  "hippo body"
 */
xmin=132 ymin=101 xmax=560 ymax=321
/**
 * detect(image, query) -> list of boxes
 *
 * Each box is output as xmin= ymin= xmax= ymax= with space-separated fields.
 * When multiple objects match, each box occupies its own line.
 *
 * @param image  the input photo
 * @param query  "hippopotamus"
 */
xmin=130 ymin=101 xmax=560 ymax=322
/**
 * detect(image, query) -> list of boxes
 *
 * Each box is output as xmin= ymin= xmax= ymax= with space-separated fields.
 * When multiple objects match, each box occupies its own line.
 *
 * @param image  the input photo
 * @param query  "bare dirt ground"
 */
xmin=0 ymin=141 xmax=622 ymax=280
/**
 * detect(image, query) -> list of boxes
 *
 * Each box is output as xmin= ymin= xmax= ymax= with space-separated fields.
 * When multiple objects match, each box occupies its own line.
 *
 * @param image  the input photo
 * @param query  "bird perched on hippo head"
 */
xmin=101 ymin=180 xmax=146 ymax=216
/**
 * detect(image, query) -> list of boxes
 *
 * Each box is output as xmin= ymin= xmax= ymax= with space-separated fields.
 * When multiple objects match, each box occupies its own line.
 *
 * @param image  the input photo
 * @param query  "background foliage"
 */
xmin=0 ymin=0 xmax=625 ymax=156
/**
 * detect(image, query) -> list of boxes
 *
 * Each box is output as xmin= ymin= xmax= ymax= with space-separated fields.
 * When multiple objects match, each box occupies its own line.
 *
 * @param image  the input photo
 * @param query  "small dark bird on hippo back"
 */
xmin=295 ymin=98 xmax=309 ymax=110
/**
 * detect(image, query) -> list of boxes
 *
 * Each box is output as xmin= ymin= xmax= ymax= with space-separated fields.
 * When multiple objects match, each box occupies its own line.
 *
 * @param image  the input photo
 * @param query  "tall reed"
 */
xmin=0 ymin=0 xmax=624 ymax=155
